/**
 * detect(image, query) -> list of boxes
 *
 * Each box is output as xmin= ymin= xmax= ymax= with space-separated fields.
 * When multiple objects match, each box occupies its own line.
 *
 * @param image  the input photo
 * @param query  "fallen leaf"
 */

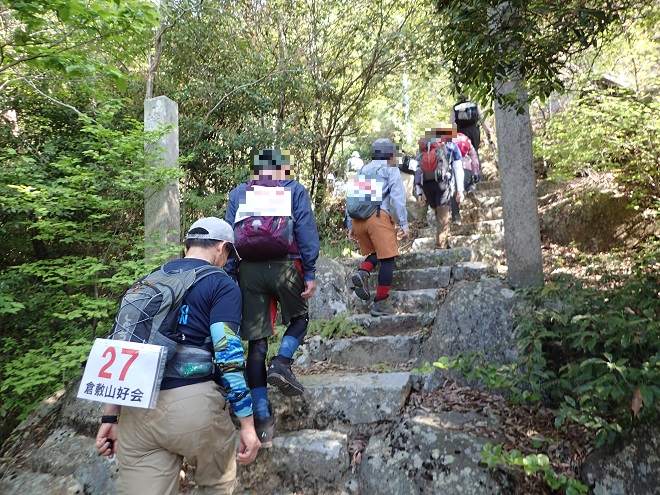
xmin=631 ymin=388 xmax=643 ymax=418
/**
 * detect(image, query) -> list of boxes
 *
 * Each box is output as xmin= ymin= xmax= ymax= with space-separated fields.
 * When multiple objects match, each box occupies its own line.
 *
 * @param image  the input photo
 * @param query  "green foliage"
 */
xmin=0 ymin=103 xmax=177 ymax=437
xmin=435 ymin=0 xmax=645 ymax=107
xmin=156 ymin=0 xmax=441 ymax=211
xmin=535 ymin=91 xmax=660 ymax=213
xmin=316 ymin=195 xmax=360 ymax=258
xmin=434 ymin=243 xmax=660 ymax=447
xmin=1 ymin=0 xmax=159 ymax=90
xmin=0 ymin=338 xmax=91 ymax=421
xmin=481 ymin=443 xmax=588 ymax=494
xmin=307 ymin=313 xmax=367 ymax=339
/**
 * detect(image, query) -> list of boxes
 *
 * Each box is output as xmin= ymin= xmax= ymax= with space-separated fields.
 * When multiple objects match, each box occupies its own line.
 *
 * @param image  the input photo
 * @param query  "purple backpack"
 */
xmin=233 ymin=180 xmax=296 ymax=261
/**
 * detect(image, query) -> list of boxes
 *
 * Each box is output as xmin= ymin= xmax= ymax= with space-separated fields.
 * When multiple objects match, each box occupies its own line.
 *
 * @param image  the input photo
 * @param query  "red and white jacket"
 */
xmin=452 ymin=133 xmax=481 ymax=176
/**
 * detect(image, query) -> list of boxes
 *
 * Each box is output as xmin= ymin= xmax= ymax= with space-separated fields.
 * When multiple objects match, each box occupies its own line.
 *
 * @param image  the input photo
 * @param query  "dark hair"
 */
xmin=185 ymin=237 xmax=222 ymax=250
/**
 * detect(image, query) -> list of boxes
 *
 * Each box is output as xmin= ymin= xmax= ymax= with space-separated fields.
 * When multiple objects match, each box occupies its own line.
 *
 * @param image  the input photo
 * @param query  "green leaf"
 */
xmin=115 ymin=77 xmax=128 ymax=94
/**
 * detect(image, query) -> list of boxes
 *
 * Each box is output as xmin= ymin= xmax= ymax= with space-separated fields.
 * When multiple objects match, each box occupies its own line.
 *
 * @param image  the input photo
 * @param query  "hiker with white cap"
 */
xmin=346 ymin=149 xmax=364 ymax=176
xmin=95 ymin=217 xmax=259 ymax=494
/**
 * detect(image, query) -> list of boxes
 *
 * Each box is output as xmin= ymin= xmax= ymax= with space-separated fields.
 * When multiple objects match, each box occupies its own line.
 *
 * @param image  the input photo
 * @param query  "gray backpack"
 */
xmin=346 ymin=164 xmax=386 ymax=220
xmin=108 ymin=265 xmax=223 ymax=362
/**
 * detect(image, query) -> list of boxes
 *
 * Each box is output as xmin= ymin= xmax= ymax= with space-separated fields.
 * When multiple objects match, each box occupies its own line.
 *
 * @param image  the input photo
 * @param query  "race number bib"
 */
xmin=234 ymin=186 xmax=292 ymax=223
xmin=77 ymin=339 xmax=167 ymax=409
xmin=346 ymin=175 xmax=383 ymax=202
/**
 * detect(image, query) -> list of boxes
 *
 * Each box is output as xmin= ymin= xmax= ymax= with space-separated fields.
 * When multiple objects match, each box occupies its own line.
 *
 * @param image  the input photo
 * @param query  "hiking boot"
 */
xmin=267 ymin=356 xmax=304 ymax=396
xmin=351 ymin=270 xmax=371 ymax=301
xmin=467 ymin=187 xmax=481 ymax=207
xmin=254 ymin=414 xmax=275 ymax=449
xmin=433 ymin=239 xmax=452 ymax=250
xmin=370 ymin=298 xmax=397 ymax=317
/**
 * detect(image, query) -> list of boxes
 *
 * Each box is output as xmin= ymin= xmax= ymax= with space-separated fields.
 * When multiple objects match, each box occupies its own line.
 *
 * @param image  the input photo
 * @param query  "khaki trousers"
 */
xmin=117 ymin=381 xmax=237 ymax=495
xmin=435 ymin=205 xmax=451 ymax=247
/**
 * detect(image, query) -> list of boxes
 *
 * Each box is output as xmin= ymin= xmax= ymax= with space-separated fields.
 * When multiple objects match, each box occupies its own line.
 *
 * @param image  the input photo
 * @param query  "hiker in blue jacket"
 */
xmin=225 ymin=149 xmax=320 ymax=449
xmin=347 ymin=138 xmax=409 ymax=317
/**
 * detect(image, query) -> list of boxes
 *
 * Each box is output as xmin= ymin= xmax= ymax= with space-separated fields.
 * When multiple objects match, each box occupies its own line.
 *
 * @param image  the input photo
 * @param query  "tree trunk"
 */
xmin=494 ymin=79 xmax=543 ymax=288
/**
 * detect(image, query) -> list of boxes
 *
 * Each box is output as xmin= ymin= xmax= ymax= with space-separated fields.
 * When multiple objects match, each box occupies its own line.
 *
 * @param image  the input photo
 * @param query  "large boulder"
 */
xmin=308 ymin=256 xmax=351 ymax=320
xmin=581 ymin=422 xmax=660 ymax=495
xmin=359 ymin=412 xmax=509 ymax=494
xmin=416 ymin=277 xmax=521 ymax=391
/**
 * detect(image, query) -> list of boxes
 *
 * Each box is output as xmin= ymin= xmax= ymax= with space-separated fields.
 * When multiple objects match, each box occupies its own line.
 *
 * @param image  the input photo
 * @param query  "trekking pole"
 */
xmin=488 ymin=138 xmax=499 ymax=170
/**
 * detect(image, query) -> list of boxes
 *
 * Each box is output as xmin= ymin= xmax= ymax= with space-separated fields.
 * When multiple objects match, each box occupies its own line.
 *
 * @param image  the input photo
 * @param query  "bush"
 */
xmin=435 ymin=241 xmax=660 ymax=448
xmin=535 ymin=91 xmax=660 ymax=215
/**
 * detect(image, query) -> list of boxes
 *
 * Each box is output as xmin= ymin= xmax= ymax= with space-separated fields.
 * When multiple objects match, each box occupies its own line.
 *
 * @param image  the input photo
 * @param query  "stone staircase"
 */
xmin=411 ymin=179 xmax=506 ymax=267
xmin=233 ymin=179 xmax=506 ymax=494
xmin=0 ymin=180 xmax=508 ymax=495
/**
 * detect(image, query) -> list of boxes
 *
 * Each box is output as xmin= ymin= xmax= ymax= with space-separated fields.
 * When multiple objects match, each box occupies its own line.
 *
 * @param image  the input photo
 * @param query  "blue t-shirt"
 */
xmin=159 ymin=258 xmax=241 ymax=389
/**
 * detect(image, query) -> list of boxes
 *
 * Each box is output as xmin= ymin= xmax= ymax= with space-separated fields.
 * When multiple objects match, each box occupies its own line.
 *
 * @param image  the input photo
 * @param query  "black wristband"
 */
xmin=101 ymin=415 xmax=118 ymax=424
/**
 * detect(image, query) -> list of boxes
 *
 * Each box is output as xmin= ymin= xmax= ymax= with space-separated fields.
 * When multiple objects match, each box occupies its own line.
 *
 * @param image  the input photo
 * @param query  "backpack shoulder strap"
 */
xmin=193 ymin=264 xmax=226 ymax=284
xmin=436 ymin=143 xmax=450 ymax=177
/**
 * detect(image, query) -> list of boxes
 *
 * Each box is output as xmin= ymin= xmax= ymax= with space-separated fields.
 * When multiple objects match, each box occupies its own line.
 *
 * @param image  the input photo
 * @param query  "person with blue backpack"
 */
xmin=224 ymin=149 xmax=320 ymax=449
xmin=346 ymin=138 xmax=409 ymax=317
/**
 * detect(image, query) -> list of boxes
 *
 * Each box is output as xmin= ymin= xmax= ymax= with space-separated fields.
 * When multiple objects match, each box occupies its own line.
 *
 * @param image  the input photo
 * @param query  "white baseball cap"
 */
xmin=187 ymin=217 xmax=240 ymax=260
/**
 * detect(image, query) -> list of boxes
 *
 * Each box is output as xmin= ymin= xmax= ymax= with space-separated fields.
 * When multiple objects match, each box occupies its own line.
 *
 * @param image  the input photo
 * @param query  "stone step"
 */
xmin=348 ymin=312 xmax=433 ymax=336
xmin=477 ymin=179 xmax=501 ymax=191
xmin=468 ymin=185 xmax=501 ymax=199
xmin=395 ymin=247 xmax=472 ymax=269
xmin=270 ymin=372 xmax=413 ymax=431
xmin=422 ymin=196 xmax=502 ymax=228
xmin=452 ymin=219 xmax=504 ymax=236
xmin=235 ymin=429 xmax=349 ymax=495
xmin=352 ymin=288 xmax=441 ymax=314
xmin=411 ymin=235 xmax=505 ymax=264
xmin=453 ymin=261 xmax=493 ymax=280
xmin=415 ymin=231 xmax=503 ymax=248
xmin=298 ymin=334 xmax=422 ymax=368
xmin=392 ymin=266 xmax=451 ymax=290
xmin=345 ymin=264 xmax=453 ymax=292
xmin=460 ymin=205 xmax=503 ymax=224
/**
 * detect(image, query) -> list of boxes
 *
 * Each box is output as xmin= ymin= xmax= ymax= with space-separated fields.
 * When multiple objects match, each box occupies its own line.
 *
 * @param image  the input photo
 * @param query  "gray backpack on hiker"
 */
xmin=108 ymin=265 xmax=224 ymax=381
xmin=346 ymin=164 xmax=386 ymax=220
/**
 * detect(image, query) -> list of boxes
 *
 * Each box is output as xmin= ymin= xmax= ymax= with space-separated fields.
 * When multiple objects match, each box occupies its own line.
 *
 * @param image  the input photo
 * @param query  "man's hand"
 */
xmin=301 ymin=280 xmax=316 ymax=299
xmin=348 ymin=229 xmax=357 ymax=242
xmin=95 ymin=423 xmax=118 ymax=458
xmin=417 ymin=195 xmax=426 ymax=207
xmin=237 ymin=417 xmax=260 ymax=466
xmin=400 ymin=228 xmax=410 ymax=241
xmin=455 ymin=192 xmax=464 ymax=204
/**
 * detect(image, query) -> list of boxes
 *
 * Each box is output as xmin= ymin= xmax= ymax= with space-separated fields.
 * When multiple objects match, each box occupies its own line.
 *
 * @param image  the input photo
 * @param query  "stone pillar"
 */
xmin=494 ymin=79 xmax=543 ymax=288
xmin=144 ymin=96 xmax=180 ymax=260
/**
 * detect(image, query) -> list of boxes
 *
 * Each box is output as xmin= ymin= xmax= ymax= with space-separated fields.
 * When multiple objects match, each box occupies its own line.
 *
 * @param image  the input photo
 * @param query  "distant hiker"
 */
xmin=95 ymin=217 xmax=260 ymax=494
xmin=346 ymin=138 xmax=409 ymax=317
xmin=450 ymin=131 xmax=482 ymax=224
xmin=225 ymin=149 xmax=320 ymax=449
xmin=347 ymin=150 xmax=364 ymax=176
xmin=398 ymin=149 xmax=418 ymax=202
xmin=414 ymin=124 xmax=464 ymax=249
xmin=449 ymin=95 xmax=492 ymax=158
